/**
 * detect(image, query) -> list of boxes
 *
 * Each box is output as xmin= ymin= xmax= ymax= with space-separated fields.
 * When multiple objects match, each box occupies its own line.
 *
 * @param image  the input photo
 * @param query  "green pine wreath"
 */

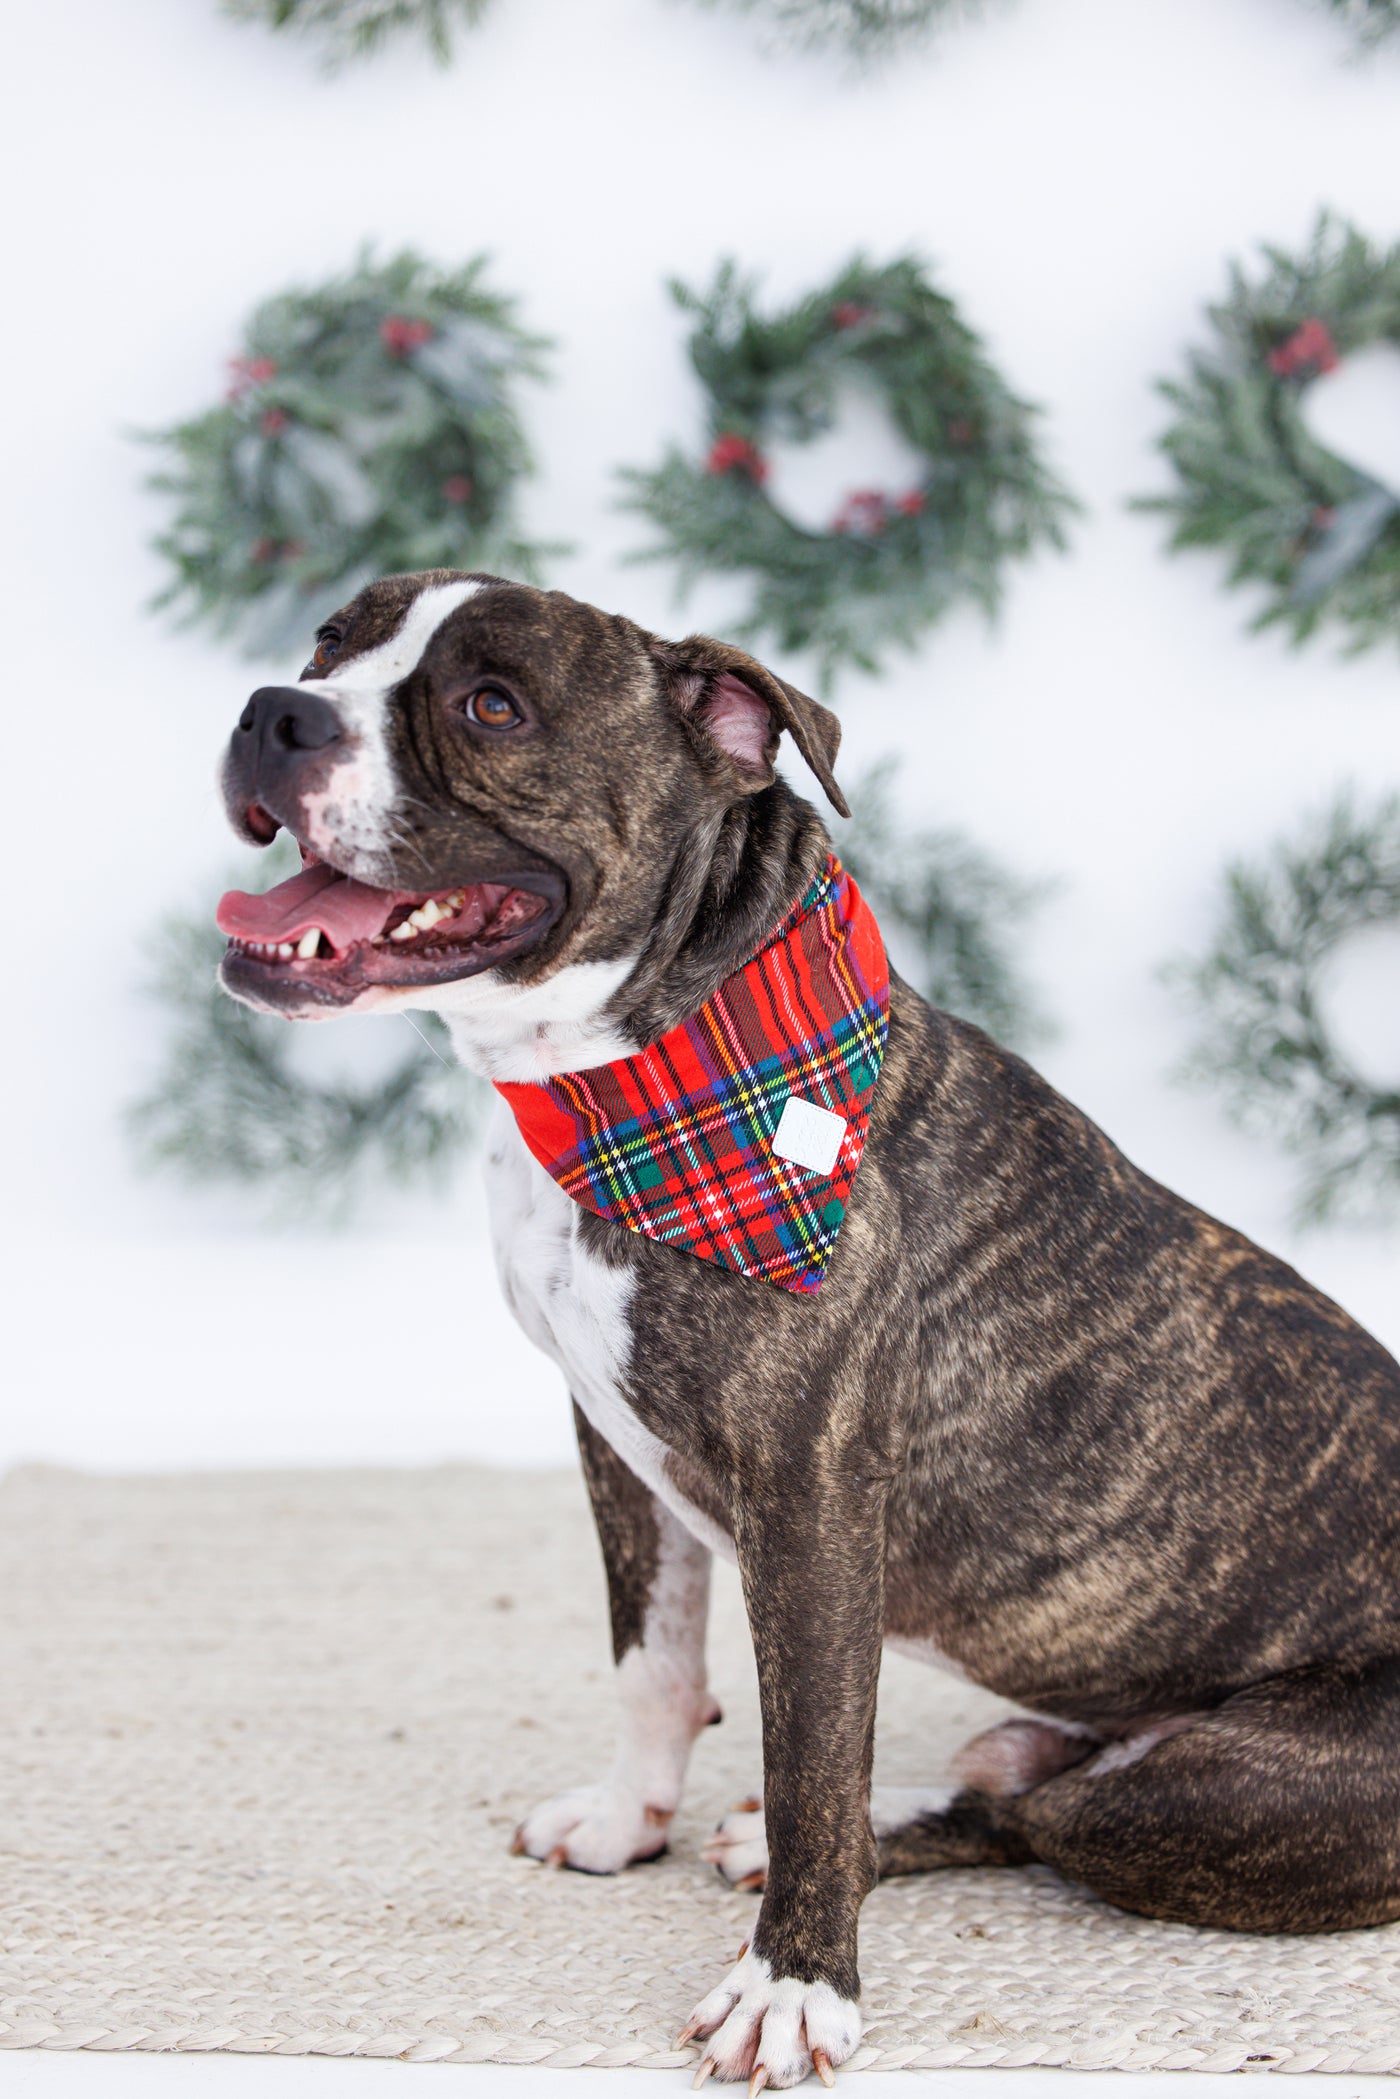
xmin=133 ymin=770 xmax=1047 ymax=1217
xmin=1322 ymin=0 xmax=1400 ymax=47
xmin=689 ymin=0 xmax=975 ymax=54
xmin=147 ymin=249 xmax=557 ymax=655
xmin=844 ymin=758 xmax=1050 ymax=1048
xmin=621 ymin=257 xmax=1077 ymax=688
xmin=1141 ymin=216 xmax=1400 ymax=655
xmin=1174 ymin=793 xmax=1400 ymax=1224
xmin=222 ymin=0 xmax=490 ymax=65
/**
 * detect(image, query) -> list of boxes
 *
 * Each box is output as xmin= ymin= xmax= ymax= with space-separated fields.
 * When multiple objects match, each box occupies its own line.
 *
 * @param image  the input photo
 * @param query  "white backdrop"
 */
xmin=2 ymin=0 xmax=1397 ymax=1474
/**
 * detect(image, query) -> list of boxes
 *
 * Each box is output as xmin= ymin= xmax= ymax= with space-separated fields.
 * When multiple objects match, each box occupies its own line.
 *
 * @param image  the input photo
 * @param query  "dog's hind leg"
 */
xmin=705 ymin=1784 xmax=1027 ymax=1890
xmin=1004 ymin=1657 xmax=1400 ymax=1932
xmin=512 ymin=1403 xmax=719 ymax=1875
xmin=876 ymin=1788 xmax=1038 ymax=1876
xmin=706 ymin=1723 xmax=1094 ymax=1888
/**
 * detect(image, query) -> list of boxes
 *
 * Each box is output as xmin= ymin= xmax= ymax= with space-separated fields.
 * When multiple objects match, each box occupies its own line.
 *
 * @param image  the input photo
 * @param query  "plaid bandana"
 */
xmin=494 ymin=858 xmax=889 ymax=1295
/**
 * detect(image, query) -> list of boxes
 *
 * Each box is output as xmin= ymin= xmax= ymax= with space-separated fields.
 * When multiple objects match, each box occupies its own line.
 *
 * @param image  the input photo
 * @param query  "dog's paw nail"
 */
xmin=748 ymin=2068 xmax=770 ymax=2097
xmin=510 ymin=1827 xmax=527 ymax=1855
xmin=545 ymin=1845 xmax=567 ymax=1869
xmin=733 ymin=1796 xmax=762 ymax=1813
xmin=692 ymin=2058 xmax=715 ymax=2089
xmin=812 ymin=2049 xmax=836 ymax=2088
xmin=704 ymin=1704 xmax=724 ymax=1727
xmin=645 ymin=1804 xmax=675 ymax=1828
xmin=737 ymin=1938 xmax=749 ymax=1960
xmin=735 ymin=1870 xmax=766 ymax=1892
xmin=677 ymin=2021 xmax=704 ymax=2049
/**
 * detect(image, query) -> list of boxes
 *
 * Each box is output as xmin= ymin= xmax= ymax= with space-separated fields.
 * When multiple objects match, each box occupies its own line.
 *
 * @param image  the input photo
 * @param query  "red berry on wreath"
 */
xmin=946 ymin=417 xmax=975 ymax=447
xmin=623 ymin=255 xmax=1077 ymax=684
xmin=380 ymin=315 xmax=434 ymax=357
xmin=1141 ymin=217 xmax=1400 ymax=656
xmin=833 ymin=489 xmax=889 ymax=535
xmin=226 ymin=354 xmax=279 ymax=400
xmin=706 ymin=432 xmax=768 ymax=482
xmin=1267 ymin=317 xmax=1340 ymax=379
xmin=149 ymin=252 xmax=552 ymax=657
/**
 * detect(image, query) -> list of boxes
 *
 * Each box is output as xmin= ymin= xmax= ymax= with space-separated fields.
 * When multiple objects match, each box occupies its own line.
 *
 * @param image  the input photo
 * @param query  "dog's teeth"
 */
xmin=410 ymin=900 xmax=443 ymax=929
xmin=296 ymin=928 xmax=322 ymax=959
xmin=442 ymin=889 xmax=466 ymax=913
xmin=277 ymin=943 xmax=294 ymax=960
xmin=389 ymin=921 xmax=417 ymax=942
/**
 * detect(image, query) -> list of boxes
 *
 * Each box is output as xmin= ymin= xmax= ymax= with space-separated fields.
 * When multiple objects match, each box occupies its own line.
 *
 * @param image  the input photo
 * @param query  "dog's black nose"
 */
xmin=238 ymin=686 xmax=344 ymax=754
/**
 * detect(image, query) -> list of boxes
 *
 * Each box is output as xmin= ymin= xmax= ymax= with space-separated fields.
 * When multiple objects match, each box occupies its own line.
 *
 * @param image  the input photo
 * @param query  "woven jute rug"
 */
xmin=3 ymin=1464 xmax=1400 ymax=2073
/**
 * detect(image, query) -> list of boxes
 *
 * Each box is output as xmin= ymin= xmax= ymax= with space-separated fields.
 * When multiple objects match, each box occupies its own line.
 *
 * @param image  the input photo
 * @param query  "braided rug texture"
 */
xmin=2 ymin=1464 xmax=1400 ymax=2072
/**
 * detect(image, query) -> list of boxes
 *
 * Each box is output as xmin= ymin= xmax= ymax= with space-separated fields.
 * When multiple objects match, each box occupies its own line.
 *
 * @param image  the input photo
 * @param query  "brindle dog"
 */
xmin=218 ymin=571 xmax=1400 ymax=2092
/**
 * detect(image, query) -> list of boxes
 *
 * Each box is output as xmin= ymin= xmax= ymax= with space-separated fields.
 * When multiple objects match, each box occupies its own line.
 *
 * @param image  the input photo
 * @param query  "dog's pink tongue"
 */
xmin=216 ymin=864 xmax=399 ymax=950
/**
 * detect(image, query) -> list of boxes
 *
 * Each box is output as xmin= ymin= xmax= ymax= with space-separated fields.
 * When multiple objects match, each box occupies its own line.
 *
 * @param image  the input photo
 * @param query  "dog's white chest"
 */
xmin=483 ymin=1103 xmax=733 ymax=1559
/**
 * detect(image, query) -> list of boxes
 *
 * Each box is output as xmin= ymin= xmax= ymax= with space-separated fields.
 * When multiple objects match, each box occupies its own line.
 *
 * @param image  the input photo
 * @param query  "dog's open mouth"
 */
xmin=216 ymin=843 xmax=562 ymax=1008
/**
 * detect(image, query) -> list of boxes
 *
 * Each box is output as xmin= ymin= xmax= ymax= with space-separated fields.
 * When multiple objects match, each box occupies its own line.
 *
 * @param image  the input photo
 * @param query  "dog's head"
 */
xmin=217 ymin=571 xmax=847 ymax=1021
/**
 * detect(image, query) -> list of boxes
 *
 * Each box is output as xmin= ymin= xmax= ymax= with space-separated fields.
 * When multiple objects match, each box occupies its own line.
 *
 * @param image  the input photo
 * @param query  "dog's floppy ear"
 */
xmin=652 ymin=634 xmax=850 ymax=819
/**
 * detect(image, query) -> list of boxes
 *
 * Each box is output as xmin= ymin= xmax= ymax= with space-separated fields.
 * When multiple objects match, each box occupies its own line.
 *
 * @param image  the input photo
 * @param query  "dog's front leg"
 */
xmin=513 ymin=1402 xmax=719 ymax=1874
xmin=684 ymin=1465 xmax=886 ymax=2089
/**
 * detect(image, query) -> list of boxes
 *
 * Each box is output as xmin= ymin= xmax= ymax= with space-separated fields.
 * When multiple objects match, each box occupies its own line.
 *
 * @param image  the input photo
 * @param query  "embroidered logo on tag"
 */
xmin=771 ymin=1096 xmax=848 ymax=1178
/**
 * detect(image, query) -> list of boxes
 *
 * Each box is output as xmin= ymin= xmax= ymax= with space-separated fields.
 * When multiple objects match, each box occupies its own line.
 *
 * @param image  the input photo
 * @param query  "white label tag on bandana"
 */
xmin=772 ymin=1096 xmax=847 ymax=1177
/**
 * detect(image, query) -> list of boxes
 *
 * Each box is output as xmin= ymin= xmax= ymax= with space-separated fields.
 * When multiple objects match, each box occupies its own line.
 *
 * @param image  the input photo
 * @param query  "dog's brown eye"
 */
xmin=310 ymin=631 xmax=341 ymax=672
xmin=467 ymin=688 xmax=521 ymax=729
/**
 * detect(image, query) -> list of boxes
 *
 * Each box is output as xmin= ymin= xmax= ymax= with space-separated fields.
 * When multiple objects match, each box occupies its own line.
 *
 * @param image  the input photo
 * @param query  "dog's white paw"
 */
xmin=511 ymin=1782 xmax=672 ymax=1874
xmin=681 ymin=1951 xmax=861 ymax=2089
xmin=701 ymin=1797 xmax=769 ymax=1890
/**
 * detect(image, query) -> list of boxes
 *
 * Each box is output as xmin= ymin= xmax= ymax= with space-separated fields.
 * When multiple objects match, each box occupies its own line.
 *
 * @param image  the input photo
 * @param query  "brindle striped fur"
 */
xmin=227 ymin=575 xmax=1400 ymax=2016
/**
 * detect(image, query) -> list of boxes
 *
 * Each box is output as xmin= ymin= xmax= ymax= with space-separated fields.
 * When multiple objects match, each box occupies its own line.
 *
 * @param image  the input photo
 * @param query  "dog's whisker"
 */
xmin=400 ymin=1013 xmax=452 ymax=1067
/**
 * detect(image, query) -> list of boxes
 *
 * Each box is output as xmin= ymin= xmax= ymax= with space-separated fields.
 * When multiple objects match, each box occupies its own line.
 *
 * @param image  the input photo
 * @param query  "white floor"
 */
xmin=10 ymin=2069 xmax=1399 ymax=2099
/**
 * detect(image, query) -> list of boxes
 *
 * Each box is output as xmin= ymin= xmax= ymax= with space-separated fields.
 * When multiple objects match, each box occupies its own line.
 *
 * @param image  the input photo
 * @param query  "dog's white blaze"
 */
xmin=433 ymin=955 xmax=640 ymax=1080
xmin=483 ymin=1102 xmax=736 ymax=1563
xmin=297 ymin=577 xmax=485 ymax=879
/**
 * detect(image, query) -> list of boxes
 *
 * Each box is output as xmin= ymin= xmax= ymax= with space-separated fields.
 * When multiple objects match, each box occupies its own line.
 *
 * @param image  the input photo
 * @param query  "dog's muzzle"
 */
xmin=224 ymin=686 xmax=344 ymax=843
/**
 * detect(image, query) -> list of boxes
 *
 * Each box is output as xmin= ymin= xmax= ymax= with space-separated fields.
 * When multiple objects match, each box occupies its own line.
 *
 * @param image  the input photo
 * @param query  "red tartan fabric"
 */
xmin=495 ymin=858 xmax=889 ymax=1294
